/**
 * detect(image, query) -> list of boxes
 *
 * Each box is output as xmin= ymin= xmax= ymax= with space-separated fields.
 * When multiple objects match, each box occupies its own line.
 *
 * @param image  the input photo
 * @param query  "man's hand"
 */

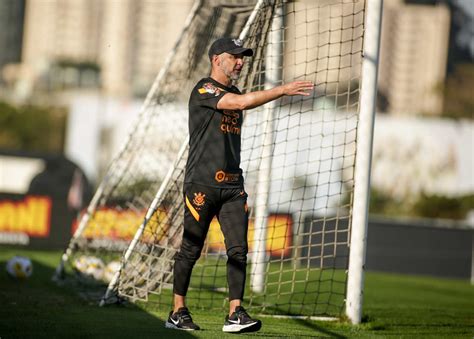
xmin=280 ymin=81 xmax=314 ymax=96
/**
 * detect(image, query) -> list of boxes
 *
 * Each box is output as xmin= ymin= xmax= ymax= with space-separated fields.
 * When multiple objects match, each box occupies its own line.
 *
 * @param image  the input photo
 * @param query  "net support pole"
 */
xmin=100 ymin=140 xmax=188 ymax=306
xmin=251 ymin=3 xmax=283 ymax=294
xmin=238 ymin=0 xmax=265 ymax=41
xmin=346 ymin=0 xmax=383 ymax=325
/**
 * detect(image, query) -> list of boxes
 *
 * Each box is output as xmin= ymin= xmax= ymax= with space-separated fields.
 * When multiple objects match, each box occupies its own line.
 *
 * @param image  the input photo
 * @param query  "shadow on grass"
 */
xmin=0 ymin=255 xmax=195 ymax=339
xmin=293 ymin=318 xmax=347 ymax=338
xmin=254 ymin=302 xmax=347 ymax=338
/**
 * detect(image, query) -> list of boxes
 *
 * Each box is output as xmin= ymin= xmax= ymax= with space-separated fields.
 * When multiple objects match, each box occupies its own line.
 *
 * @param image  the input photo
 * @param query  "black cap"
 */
xmin=208 ymin=37 xmax=254 ymax=59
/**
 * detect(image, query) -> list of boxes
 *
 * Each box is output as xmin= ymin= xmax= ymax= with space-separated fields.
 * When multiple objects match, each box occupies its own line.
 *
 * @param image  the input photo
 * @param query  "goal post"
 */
xmin=346 ymin=0 xmax=383 ymax=325
xmin=55 ymin=0 xmax=382 ymax=323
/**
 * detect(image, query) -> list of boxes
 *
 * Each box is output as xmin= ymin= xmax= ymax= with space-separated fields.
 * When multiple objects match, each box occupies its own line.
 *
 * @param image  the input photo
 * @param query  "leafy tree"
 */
xmin=0 ymin=100 xmax=67 ymax=152
xmin=442 ymin=63 xmax=474 ymax=119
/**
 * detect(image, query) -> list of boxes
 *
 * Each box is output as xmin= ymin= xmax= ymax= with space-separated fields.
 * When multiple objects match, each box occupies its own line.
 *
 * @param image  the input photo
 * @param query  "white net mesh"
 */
xmin=57 ymin=0 xmax=366 ymax=318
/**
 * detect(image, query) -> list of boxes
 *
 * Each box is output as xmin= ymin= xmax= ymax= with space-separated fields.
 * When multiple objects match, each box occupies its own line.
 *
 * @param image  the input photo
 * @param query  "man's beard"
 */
xmin=221 ymin=65 xmax=241 ymax=81
xmin=229 ymin=69 xmax=240 ymax=81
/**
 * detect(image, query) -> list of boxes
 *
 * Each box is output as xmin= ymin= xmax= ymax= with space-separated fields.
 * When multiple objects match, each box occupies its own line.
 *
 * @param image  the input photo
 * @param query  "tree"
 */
xmin=442 ymin=63 xmax=474 ymax=119
xmin=0 ymin=100 xmax=67 ymax=152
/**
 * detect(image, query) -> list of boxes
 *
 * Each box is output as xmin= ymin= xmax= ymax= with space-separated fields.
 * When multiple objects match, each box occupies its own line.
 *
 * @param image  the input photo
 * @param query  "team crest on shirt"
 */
xmin=198 ymin=82 xmax=221 ymax=96
xmin=192 ymin=192 xmax=206 ymax=209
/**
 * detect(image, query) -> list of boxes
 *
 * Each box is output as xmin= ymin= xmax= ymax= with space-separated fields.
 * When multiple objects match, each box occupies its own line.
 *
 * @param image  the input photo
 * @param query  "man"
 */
xmin=165 ymin=37 xmax=313 ymax=333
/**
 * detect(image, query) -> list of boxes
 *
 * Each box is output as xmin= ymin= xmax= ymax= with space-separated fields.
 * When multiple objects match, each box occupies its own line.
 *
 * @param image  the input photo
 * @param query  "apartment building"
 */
xmin=20 ymin=0 xmax=193 ymax=97
xmin=378 ymin=0 xmax=450 ymax=115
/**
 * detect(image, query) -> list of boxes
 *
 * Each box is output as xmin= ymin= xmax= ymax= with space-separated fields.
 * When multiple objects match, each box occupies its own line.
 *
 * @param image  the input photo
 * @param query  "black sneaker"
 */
xmin=222 ymin=306 xmax=262 ymax=333
xmin=165 ymin=307 xmax=200 ymax=331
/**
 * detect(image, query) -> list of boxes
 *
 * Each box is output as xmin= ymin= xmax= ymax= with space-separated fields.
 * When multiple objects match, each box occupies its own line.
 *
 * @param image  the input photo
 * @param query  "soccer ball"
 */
xmin=73 ymin=255 xmax=105 ymax=281
xmin=6 ymin=256 xmax=33 ymax=279
xmin=103 ymin=260 xmax=121 ymax=283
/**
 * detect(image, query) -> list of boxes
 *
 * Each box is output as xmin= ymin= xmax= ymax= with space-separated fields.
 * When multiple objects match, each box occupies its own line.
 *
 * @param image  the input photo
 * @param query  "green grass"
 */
xmin=133 ymin=257 xmax=347 ymax=316
xmin=1 ymin=247 xmax=473 ymax=338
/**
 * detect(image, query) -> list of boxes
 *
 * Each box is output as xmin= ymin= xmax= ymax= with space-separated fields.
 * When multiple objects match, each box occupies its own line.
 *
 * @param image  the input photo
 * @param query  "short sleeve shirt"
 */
xmin=185 ymin=77 xmax=244 ymax=188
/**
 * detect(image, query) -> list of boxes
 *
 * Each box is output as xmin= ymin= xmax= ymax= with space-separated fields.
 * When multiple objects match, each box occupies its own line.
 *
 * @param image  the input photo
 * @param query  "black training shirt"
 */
xmin=185 ymin=77 xmax=244 ymax=188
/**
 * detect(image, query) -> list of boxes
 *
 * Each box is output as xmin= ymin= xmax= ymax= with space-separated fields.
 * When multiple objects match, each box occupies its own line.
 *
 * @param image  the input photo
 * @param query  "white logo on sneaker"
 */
xmin=171 ymin=317 xmax=180 ymax=325
xmin=228 ymin=318 xmax=241 ymax=324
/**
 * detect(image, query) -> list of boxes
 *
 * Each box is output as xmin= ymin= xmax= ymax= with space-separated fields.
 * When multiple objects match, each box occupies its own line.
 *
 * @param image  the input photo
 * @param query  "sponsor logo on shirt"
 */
xmin=198 ymin=82 xmax=223 ymax=96
xmin=221 ymin=110 xmax=241 ymax=135
xmin=215 ymin=170 xmax=240 ymax=183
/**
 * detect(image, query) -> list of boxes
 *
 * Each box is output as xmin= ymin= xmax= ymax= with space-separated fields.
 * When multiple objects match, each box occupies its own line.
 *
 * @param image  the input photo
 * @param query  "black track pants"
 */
xmin=173 ymin=183 xmax=249 ymax=301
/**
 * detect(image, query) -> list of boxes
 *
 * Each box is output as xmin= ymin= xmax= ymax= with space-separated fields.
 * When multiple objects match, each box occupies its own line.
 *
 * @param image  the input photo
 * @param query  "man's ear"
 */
xmin=212 ymin=54 xmax=220 ymax=66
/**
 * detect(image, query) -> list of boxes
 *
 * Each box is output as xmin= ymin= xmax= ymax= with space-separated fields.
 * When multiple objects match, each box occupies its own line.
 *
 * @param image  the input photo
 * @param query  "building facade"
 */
xmin=13 ymin=0 xmax=452 ymax=112
xmin=378 ymin=0 xmax=451 ymax=115
xmin=19 ymin=0 xmax=193 ymax=97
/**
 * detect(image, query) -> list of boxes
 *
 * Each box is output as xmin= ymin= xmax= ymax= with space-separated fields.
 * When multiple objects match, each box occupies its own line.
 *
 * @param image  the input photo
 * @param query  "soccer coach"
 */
xmin=165 ymin=37 xmax=314 ymax=333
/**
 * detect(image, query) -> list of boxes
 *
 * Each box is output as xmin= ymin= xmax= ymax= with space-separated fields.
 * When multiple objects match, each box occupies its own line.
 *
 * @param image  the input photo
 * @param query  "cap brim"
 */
xmin=227 ymin=47 xmax=254 ymax=57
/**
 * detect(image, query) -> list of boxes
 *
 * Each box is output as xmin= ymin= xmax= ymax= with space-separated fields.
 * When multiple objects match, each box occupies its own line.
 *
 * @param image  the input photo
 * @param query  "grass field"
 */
xmin=1 ymin=247 xmax=473 ymax=338
xmin=116 ymin=254 xmax=347 ymax=317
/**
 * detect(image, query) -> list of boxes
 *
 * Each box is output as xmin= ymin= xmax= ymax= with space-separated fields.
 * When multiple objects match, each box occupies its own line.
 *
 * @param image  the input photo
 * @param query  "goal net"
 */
xmin=56 ymin=0 xmax=370 ymax=319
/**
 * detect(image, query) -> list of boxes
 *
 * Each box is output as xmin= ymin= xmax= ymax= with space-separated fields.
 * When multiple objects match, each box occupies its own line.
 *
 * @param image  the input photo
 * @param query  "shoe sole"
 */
xmin=165 ymin=321 xmax=199 ymax=331
xmin=222 ymin=320 xmax=262 ymax=333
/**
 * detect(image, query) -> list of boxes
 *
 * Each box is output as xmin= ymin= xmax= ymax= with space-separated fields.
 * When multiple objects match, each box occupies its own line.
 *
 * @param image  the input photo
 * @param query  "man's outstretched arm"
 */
xmin=217 ymin=81 xmax=314 ymax=111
